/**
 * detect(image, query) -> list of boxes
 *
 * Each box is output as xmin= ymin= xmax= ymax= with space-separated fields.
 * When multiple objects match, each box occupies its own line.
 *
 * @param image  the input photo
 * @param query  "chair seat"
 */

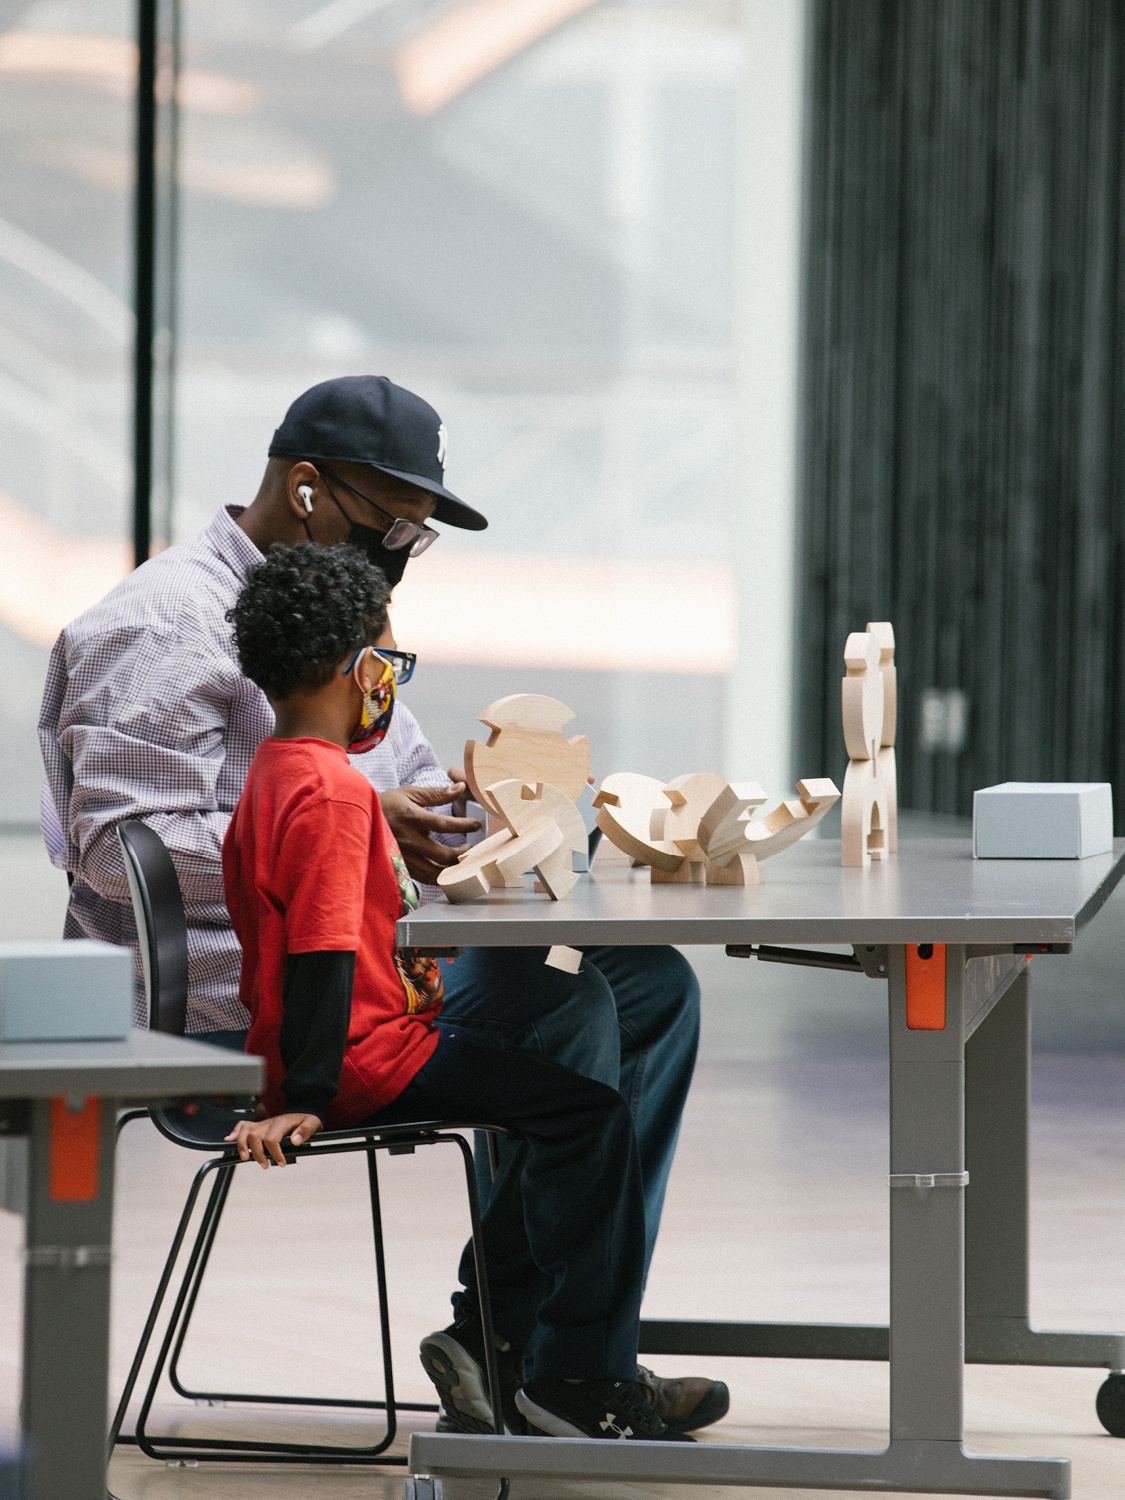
xmin=152 ymin=1103 xmax=505 ymax=1153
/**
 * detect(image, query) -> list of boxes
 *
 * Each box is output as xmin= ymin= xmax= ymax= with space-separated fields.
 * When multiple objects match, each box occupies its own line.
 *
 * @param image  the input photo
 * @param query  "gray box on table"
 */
xmin=973 ymin=782 xmax=1113 ymax=859
xmin=0 ymin=940 xmax=132 ymax=1041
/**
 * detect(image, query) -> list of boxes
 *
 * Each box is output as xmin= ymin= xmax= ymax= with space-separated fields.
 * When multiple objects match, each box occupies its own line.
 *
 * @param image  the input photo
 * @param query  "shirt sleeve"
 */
xmin=279 ymin=951 xmax=355 ymax=1118
xmin=39 ymin=616 xmax=249 ymax=908
xmin=282 ymin=796 xmax=372 ymax=953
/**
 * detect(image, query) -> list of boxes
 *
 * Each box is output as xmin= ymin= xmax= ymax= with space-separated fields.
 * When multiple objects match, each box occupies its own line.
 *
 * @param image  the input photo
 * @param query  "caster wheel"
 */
xmin=1096 ymin=1374 xmax=1125 ymax=1436
xmin=404 ymin=1479 xmax=443 ymax=1500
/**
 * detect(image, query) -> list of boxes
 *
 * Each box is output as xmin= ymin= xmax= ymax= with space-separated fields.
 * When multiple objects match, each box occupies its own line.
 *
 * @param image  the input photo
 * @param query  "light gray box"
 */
xmin=0 ymin=941 xmax=132 ymax=1041
xmin=973 ymin=782 xmax=1114 ymax=859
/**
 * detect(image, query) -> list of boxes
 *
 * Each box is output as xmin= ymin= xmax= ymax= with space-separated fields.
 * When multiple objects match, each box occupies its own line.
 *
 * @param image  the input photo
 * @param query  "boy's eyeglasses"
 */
xmin=342 ymin=646 xmax=417 ymax=685
xmin=320 ymin=468 xmax=439 ymax=557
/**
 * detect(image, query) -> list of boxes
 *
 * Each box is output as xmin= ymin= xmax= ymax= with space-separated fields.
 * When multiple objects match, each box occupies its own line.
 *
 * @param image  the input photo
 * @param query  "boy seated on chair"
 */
xmin=220 ymin=542 xmax=691 ymax=1444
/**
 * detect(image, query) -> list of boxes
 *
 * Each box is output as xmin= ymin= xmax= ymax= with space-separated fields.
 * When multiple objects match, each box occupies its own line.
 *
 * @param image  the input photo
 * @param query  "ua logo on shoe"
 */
xmin=599 ymin=1413 xmax=633 ymax=1439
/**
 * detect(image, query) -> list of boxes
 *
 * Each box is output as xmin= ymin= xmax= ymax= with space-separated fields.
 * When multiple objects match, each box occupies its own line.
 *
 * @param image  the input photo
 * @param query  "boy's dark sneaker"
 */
xmin=419 ymin=1309 xmax=527 ymax=1434
xmin=515 ymin=1377 xmax=696 ymax=1441
xmin=636 ymin=1363 xmax=730 ymax=1432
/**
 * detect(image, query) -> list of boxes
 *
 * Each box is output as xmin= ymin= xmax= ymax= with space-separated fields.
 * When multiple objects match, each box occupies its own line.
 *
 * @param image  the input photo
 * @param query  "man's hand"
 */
xmin=380 ymin=783 xmax=482 ymax=885
xmin=225 ymin=1112 xmax=323 ymax=1169
xmin=446 ymin=766 xmax=469 ymax=819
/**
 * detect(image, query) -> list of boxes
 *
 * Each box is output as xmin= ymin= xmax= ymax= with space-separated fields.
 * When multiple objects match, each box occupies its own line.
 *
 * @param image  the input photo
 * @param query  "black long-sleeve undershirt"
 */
xmin=279 ymin=951 xmax=355 ymax=1119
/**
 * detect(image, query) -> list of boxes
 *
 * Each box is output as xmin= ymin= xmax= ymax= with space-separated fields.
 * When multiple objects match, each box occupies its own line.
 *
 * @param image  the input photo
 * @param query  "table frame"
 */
xmin=405 ymin=847 xmax=1125 ymax=1498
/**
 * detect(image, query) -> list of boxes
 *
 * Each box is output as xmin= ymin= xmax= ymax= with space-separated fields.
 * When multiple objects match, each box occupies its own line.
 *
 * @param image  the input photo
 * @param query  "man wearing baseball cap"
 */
xmin=38 ymin=375 xmax=723 ymax=1438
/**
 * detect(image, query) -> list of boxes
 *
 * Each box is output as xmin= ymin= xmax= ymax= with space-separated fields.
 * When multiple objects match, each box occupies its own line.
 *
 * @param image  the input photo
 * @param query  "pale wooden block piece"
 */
xmin=841 ymin=630 xmax=884 ymax=761
xmin=465 ymin=693 xmax=591 ymax=804
xmin=841 ymin=756 xmax=890 ymax=868
xmin=594 ymin=773 xmax=684 ymax=872
xmin=697 ymin=781 xmax=769 ymax=863
xmin=737 ymin=778 xmax=842 ymax=863
xmin=704 ymin=851 xmax=760 ymax=885
xmin=544 ymin=945 xmax=583 ymax=974
xmin=660 ymin=772 xmax=731 ymax=859
xmin=866 ymin=621 xmax=896 ymax=748
xmin=491 ymin=819 xmax=561 ymax=886
xmin=878 ymin=746 xmax=898 ymax=853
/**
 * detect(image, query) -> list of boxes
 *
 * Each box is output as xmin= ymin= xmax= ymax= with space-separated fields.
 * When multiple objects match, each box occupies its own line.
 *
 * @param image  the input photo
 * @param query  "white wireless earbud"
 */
xmin=297 ymin=485 xmax=314 ymax=513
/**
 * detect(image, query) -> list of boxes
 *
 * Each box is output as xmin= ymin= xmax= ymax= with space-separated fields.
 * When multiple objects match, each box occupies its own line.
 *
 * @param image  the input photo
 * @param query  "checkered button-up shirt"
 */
xmin=38 ymin=506 xmax=451 ymax=1033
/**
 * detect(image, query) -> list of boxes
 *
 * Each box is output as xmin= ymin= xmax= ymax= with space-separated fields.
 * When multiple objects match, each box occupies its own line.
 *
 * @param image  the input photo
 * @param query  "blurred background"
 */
xmin=3 ymin=0 xmax=1125 ymax=830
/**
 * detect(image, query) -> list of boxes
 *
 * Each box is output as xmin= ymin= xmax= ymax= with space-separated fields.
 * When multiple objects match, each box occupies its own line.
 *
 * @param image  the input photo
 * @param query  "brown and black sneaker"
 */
xmin=636 ymin=1364 xmax=729 ymax=1432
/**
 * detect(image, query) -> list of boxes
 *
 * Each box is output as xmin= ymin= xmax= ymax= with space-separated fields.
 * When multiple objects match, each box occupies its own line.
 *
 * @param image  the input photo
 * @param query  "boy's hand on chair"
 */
xmin=225 ymin=1112 xmax=323 ymax=1169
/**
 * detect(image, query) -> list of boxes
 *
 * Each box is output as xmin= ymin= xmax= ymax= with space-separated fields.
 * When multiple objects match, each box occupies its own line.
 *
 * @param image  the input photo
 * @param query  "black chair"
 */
xmin=110 ymin=818 xmax=507 ymax=1467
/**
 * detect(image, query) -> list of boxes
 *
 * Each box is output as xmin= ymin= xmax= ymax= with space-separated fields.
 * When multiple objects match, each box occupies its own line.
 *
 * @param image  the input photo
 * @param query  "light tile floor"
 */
xmin=0 ymin=832 xmax=1123 ymax=1498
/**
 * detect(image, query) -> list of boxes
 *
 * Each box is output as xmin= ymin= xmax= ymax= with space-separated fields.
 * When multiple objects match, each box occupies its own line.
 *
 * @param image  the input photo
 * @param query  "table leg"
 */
xmin=22 ymin=1095 xmax=117 ymax=1500
xmin=965 ymin=967 xmax=1125 ymax=1368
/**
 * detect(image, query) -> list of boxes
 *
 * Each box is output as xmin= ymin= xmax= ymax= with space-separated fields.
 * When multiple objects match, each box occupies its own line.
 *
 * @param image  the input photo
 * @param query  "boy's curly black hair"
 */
xmin=226 ymin=543 xmax=390 ymax=701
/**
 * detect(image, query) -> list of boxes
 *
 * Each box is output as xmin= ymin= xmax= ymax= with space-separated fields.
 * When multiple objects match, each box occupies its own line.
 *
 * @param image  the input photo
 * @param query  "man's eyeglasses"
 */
xmin=342 ymin=646 xmax=417 ymax=685
xmin=320 ymin=468 xmax=439 ymax=557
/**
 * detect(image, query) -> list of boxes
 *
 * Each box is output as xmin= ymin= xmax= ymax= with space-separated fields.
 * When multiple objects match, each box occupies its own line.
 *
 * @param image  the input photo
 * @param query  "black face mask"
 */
xmin=345 ymin=522 xmax=410 ymax=589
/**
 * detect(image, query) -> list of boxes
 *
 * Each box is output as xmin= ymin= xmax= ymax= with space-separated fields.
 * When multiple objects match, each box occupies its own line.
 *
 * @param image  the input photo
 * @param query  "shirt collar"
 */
xmin=201 ymin=505 xmax=265 ymax=584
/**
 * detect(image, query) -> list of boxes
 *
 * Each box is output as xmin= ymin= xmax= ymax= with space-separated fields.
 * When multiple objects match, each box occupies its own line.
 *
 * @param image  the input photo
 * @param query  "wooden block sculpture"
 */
xmin=437 ymin=778 xmax=586 ymax=904
xmin=440 ymin=694 xmax=592 ymax=905
xmin=840 ymin=620 xmax=898 ymax=868
xmin=594 ymin=773 xmax=840 ymax=886
xmin=464 ymin=694 xmax=590 ymax=805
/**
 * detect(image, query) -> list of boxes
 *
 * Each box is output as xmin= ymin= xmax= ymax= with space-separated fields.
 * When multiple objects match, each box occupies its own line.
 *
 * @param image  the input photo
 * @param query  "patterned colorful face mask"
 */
xmin=347 ymin=650 xmax=396 ymax=754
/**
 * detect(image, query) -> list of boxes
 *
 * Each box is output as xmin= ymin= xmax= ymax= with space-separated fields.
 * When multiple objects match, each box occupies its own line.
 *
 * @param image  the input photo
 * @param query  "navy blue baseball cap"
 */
xmin=269 ymin=375 xmax=487 ymax=532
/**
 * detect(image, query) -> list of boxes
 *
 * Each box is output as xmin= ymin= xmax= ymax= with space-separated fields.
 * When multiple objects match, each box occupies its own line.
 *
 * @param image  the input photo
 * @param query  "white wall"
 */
xmin=724 ymin=0 xmax=808 ymax=798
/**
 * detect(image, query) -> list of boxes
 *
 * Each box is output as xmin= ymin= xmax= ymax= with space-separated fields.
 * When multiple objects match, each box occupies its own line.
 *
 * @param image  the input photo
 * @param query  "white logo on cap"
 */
xmin=436 ymin=423 xmax=448 ymax=470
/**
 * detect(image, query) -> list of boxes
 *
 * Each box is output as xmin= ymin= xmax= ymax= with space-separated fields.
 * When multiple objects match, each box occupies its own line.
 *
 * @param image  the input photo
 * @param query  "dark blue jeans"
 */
xmin=371 ymin=1021 xmax=646 ymax=1381
xmin=440 ymin=945 xmax=700 ymax=1279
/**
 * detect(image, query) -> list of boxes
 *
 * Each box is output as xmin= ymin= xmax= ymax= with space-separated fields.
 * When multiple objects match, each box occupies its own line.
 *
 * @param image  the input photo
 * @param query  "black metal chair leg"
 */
xmin=134 ymin=1162 xmax=239 ymax=1460
xmin=365 ymin=1149 xmax=398 ymax=1451
xmin=450 ymin=1133 xmax=505 ymax=1439
xmin=107 ymin=1155 xmax=223 ymax=1455
xmin=166 ymin=1159 xmax=238 ymax=1398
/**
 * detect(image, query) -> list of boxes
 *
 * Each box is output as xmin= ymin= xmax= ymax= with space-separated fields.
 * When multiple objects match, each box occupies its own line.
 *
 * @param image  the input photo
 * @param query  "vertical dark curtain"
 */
xmin=798 ymin=0 xmax=1125 ymax=824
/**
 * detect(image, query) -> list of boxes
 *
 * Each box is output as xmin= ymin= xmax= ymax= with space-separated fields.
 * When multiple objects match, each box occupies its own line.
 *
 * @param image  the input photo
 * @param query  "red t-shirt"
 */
xmin=222 ymin=736 xmax=440 ymax=1126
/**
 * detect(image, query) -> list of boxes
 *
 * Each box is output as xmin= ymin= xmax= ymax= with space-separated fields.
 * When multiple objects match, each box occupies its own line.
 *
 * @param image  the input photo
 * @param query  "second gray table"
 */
xmin=0 ymin=1030 xmax=262 ymax=1500
xmin=400 ymin=838 xmax=1125 ymax=1499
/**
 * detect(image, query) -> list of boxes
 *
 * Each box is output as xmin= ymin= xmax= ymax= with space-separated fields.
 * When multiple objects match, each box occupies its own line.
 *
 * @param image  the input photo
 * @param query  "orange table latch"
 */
xmin=905 ymin=944 xmax=947 ymax=1030
xmin=49 ymin=1096 xmax=102 ymax=1202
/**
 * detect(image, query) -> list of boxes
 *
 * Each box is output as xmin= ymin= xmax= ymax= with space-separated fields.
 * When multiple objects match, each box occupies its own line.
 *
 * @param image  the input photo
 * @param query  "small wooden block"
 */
xmin=545 ymin=945 xmax=583 ymax=974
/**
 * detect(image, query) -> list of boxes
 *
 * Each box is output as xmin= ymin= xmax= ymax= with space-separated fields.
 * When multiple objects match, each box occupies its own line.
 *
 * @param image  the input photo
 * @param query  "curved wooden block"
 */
xmin=697 ymin=781 xmax=769 ymax=863
xmin=465 ymin=693 xmax=591 ymax=804
xmin=866 ymin=621 xmax=897 ymax=748
xmin=593 ymin=772 xmax=683 ymax=872
xmin=736 ymin=778 xmax=841 ymax=862
xmin=842 ymin=631 xmax=884 ymax=761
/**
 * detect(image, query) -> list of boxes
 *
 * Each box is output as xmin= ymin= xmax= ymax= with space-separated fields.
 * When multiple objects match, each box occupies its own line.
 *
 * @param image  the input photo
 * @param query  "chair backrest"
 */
xmin=117 ymin=821 xmax=189 ymax=1036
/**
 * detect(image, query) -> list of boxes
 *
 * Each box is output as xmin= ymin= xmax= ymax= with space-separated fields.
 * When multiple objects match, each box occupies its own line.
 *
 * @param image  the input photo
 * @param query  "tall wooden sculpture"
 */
xmin=840 ymin=620 xmax=897 ymax=868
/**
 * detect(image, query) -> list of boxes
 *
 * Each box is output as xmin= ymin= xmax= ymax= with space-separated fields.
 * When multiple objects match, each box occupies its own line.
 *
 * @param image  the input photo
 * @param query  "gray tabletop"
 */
xmin=395 ymin=837 xmax=1125 ymax=949
xmin=0 ymin=1030 xmax=262 ymax=1099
